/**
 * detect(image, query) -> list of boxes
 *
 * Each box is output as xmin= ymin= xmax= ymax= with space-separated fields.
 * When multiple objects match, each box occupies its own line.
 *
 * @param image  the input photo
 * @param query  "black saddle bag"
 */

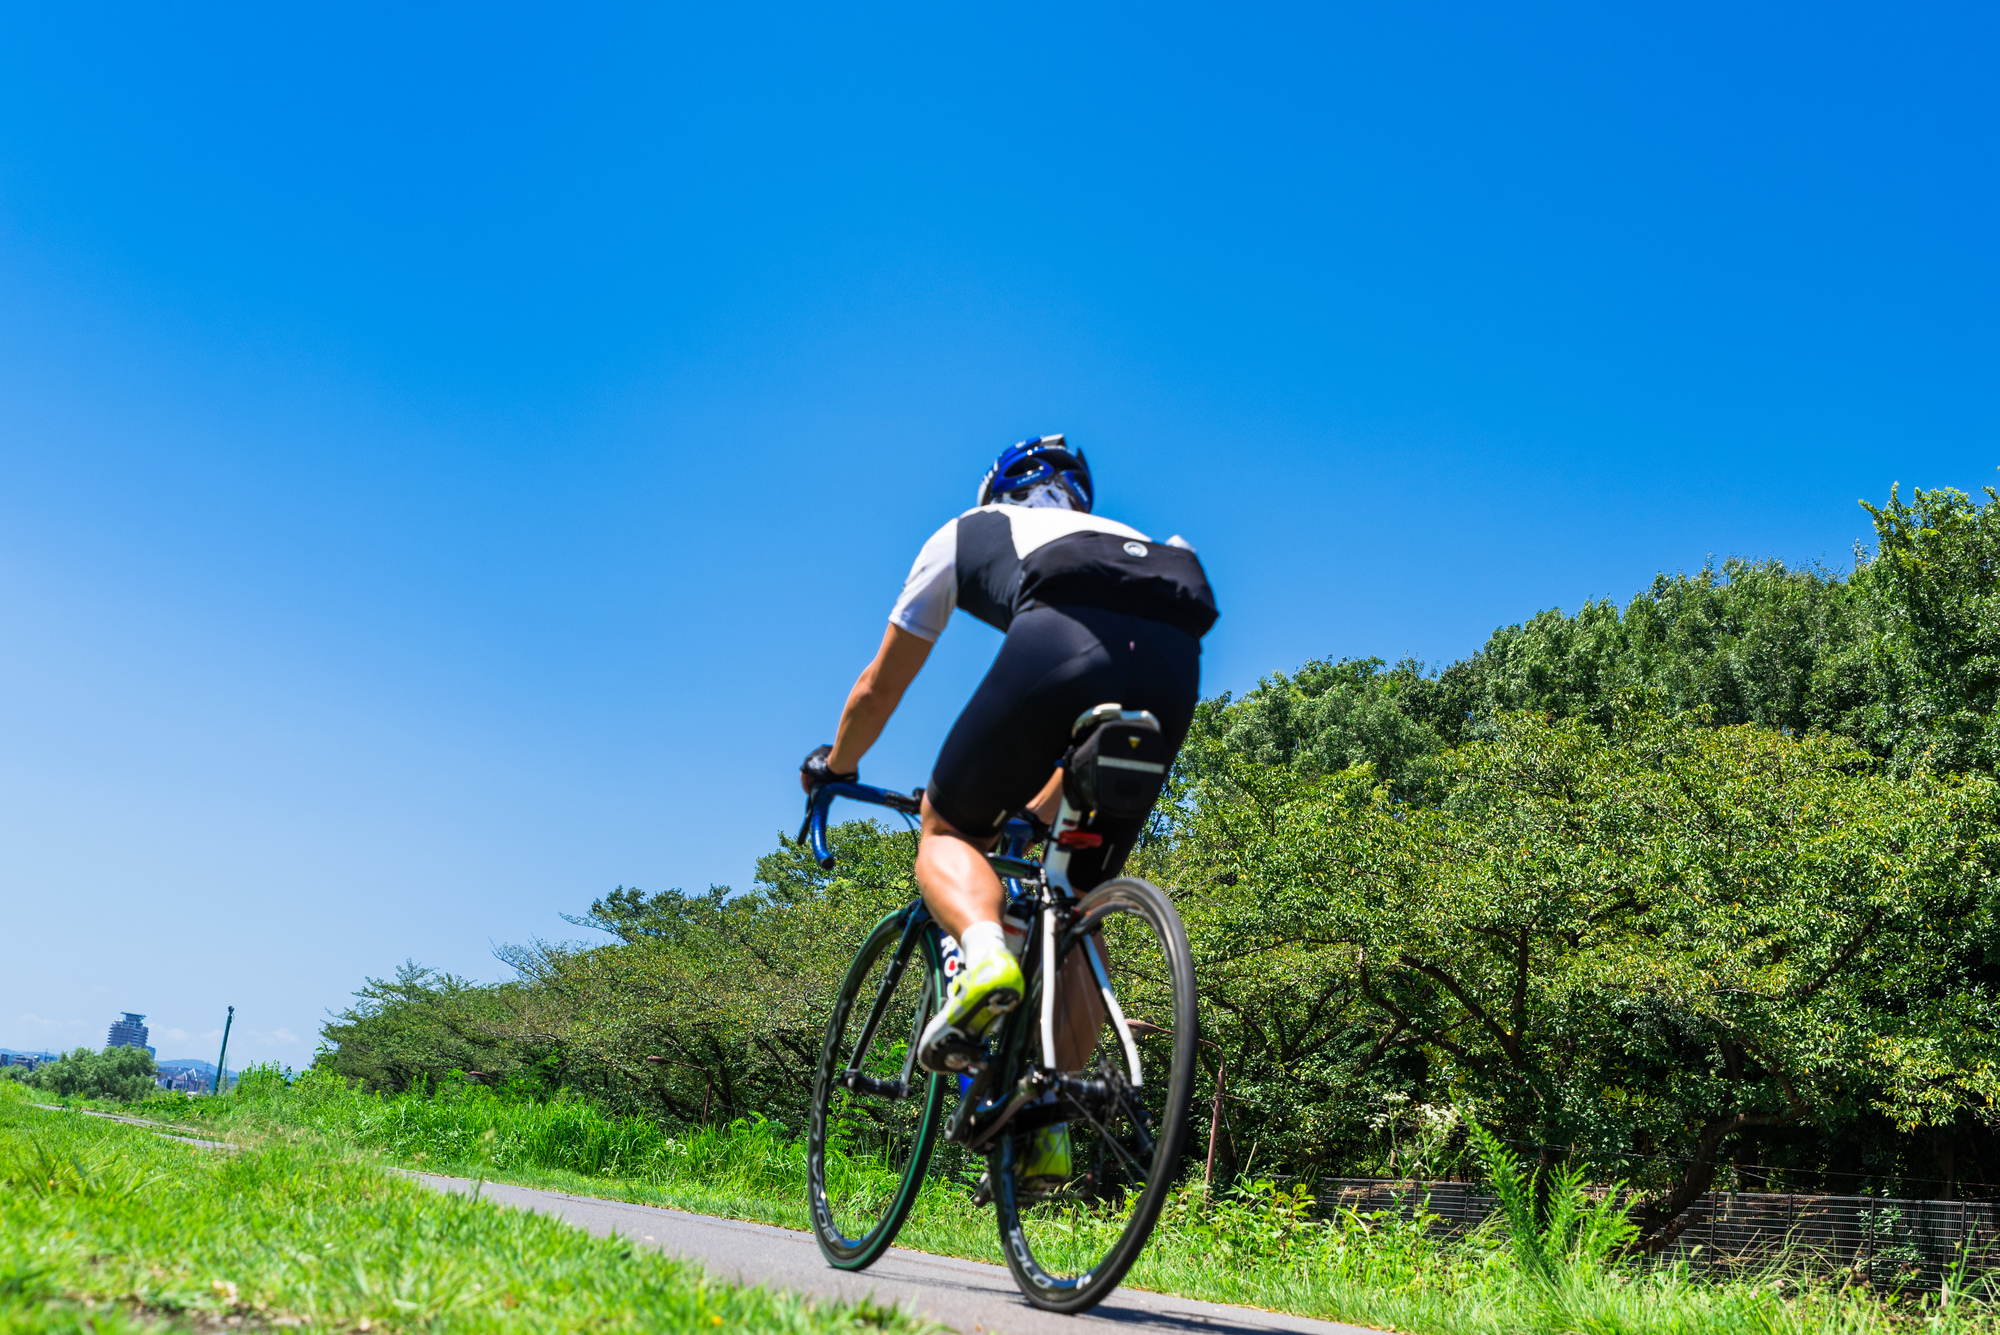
xmin=1064 ymin=707 xmax=1171 ymax=820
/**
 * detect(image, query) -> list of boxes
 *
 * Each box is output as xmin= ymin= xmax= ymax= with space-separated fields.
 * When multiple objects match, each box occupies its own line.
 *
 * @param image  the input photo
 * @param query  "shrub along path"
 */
xmin=410 ymin=1169 xmax=1376 ymax=1335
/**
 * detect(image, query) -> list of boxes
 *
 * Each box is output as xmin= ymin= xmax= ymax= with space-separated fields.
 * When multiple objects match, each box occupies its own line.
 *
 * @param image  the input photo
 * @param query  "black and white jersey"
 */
xmin=889 ymin=505 xmax=1218 ymax=642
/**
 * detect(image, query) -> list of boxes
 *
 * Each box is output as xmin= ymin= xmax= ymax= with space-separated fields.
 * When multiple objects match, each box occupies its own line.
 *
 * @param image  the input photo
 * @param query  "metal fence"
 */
xmin=1315 ymin=1177 xmax=2000 ymax=1286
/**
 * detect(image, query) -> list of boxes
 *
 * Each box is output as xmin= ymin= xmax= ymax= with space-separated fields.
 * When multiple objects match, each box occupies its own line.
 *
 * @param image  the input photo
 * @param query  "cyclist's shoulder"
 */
xmin=960 ymin=504 xmax=1151 ymax=548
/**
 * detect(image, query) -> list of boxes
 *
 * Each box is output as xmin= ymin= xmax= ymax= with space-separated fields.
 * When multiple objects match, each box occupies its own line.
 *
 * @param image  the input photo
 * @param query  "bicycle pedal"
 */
xmin=970 ymin=1173 xmax=995 ymax=1209
xmin=924 ymin=1034 xmax=984 ymax=1073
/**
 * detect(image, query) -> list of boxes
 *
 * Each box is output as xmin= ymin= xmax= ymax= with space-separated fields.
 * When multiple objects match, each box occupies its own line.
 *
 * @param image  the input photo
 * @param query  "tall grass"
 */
xmin=0 ymin=1081 xmax=928 ymax=1333
xmin=159 ymin=1070 xmax=2000 ymax=1334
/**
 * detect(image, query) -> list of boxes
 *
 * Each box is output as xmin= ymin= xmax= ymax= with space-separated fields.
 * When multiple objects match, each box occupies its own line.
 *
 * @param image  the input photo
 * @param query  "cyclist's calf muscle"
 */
xmin=915 ymin=769 xmax=1060 ymax=942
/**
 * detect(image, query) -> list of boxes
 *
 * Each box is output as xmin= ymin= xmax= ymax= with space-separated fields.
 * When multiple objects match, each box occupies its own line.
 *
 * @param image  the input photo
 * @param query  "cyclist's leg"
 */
xmin=917 ymin=608 xmax=1115 ymax=1070
xmin=912 ymin=768 xmax=1063 ymax=944
xmin=912 ymin=797 xmax=1001 ymax=943
xmin=912 ymin=800 xmax=1024 ymax=1071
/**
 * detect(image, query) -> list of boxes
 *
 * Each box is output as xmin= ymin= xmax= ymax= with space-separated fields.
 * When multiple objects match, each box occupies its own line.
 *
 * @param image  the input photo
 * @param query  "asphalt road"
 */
xmin=410 ymin=1172 xmax=1379 ymax=1335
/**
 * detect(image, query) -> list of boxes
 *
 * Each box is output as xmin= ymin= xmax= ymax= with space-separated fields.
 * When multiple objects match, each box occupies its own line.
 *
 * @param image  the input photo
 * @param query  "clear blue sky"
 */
xmin=1 ymin=2 xmax=1993 ymax=1066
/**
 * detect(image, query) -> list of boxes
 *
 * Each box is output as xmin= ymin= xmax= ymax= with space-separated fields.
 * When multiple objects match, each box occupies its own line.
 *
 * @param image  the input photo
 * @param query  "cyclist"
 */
xmin=800 ymin=434 xmax=1217 ymax=1186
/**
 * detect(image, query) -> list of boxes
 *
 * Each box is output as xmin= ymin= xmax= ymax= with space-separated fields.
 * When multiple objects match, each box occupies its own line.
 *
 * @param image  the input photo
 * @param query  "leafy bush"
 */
xmin=318 ymin=964 xmax=532 ymax=1093
xmin=24 ymin=1047 xmax=159 ymax=1103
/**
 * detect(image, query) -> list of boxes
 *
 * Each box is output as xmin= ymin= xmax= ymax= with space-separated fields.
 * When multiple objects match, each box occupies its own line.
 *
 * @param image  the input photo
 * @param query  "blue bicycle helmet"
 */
xmin=976 ymin=434 xmax=1093 ymax=512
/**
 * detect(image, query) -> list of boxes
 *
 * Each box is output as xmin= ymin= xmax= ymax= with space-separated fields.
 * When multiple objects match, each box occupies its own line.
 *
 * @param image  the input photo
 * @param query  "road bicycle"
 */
xmin=796 ymin=705 xmax=1199 ymax=1314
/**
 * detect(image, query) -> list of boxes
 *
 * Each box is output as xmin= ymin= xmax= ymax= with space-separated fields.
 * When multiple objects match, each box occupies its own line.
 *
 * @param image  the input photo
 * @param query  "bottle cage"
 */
xmin=1063 ymin=704 xmax=1169 ymax=821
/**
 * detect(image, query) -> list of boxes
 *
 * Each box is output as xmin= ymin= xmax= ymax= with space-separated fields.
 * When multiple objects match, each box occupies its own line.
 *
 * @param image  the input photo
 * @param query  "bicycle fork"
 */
xmin=836 ymin=905 xmax=932 ymax=1101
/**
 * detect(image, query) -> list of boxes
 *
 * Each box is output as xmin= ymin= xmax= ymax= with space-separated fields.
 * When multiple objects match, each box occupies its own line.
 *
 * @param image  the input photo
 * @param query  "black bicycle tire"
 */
xmin=807 ymin=905 xmax=949 ymax=1270
xmin=993 ymin=876 xmax=1199 ymax=1313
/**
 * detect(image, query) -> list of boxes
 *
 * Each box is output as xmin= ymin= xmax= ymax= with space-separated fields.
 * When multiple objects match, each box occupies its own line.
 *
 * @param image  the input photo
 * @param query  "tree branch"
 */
xmin=1634 ymin=1107 xmax=1804 ymax=1255
xmin=1791 ymin=908 xmax=1886 ymax=1003
xmin=1399 ymin=953 xmax=1523 ymax=1065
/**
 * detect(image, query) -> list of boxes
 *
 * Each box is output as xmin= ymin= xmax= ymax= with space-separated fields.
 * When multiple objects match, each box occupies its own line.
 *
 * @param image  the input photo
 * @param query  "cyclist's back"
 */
xmin=891 ymin=494 xmax=1214 ymax=886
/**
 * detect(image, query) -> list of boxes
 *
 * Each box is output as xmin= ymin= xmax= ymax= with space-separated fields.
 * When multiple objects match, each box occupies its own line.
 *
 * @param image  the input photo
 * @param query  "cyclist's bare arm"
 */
xmin=808 ymin=617 xmax=1061 ymax=816
xmin=803 ymin=623 xmax=933 ymax=790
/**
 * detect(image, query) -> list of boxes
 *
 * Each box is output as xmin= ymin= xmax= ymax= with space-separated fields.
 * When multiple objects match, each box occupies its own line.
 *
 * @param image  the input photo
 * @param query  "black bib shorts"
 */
xmin=925 ymin=604 xmax=1201 ymax=892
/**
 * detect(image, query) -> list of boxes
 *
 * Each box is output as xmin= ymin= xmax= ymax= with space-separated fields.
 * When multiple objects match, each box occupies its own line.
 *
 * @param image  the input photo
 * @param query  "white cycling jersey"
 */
xmin=889 ymin=505 xmax=1212 ymax=643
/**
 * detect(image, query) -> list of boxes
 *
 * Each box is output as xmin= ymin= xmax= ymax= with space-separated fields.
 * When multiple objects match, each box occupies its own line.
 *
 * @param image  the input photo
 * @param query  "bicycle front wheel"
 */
xmin=994 ymin=876 xmax=1198 ymax=1313
xmin=807 ymin=906 xmax=948 ymax=1270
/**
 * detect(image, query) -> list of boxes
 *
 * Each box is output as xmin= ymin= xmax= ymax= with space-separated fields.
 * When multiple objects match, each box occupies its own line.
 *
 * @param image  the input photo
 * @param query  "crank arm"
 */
xmin=836 ymin=1071 xmax=908 ymax=1098
xmin=962 ymin=1069 xmax=1052 ymax=1154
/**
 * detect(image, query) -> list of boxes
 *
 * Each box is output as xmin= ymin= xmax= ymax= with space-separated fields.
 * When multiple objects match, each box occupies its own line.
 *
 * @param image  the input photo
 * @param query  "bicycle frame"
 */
xmin=799 ymin=780 xmax=1144 ymax=1151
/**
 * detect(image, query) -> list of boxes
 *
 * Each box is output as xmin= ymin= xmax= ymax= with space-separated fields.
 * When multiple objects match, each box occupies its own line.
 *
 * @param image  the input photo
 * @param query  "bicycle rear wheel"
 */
xmin=994 ymin=876 xmax=1198 ymax=1313
xmin=807 ymin=906 xmax=949 ymax=1270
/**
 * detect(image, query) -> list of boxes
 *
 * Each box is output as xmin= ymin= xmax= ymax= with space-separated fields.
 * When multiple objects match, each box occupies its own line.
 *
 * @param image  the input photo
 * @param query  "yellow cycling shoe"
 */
xmin=917 ymin=950 xmax=1023 ymax=1072
xmin=1021 ymin=1121 xmax=1073 ymax=1196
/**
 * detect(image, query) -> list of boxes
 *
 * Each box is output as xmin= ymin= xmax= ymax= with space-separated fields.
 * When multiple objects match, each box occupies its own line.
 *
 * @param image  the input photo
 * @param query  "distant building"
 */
xmin=155 ymin=1058 xmax=220 ymax=1093
xmin=107 ymin=1013 xmax=155 ymax=1057
xmin=0 ymin=1050 xmax=58 ymax=1070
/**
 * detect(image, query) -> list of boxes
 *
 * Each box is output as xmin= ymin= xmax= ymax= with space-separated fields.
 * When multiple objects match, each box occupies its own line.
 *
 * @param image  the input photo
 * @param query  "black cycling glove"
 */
xmin=801 ymin=744 xmax=858 ymax=788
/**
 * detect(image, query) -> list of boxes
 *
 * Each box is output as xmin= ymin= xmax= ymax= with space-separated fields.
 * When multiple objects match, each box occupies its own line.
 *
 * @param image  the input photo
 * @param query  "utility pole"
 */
xmin=1204 ymin=1057 xmax=1227 ymax=1188
xmin=211 ymin=1006 xmax=234 ymax=1096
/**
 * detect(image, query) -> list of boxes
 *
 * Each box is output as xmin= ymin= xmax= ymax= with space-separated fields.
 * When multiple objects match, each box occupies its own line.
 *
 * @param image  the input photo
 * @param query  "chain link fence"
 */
xmin=1316 ymin=1177 xmax=2000 ymax=1286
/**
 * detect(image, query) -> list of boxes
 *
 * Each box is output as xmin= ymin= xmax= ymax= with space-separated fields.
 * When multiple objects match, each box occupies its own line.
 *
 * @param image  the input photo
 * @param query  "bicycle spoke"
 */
xmin=1057 ymin=1088 xmax=1152 ymax=1182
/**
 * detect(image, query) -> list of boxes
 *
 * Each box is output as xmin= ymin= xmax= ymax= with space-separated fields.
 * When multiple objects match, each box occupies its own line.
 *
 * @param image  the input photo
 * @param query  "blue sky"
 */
xmin=1 ymin=2 xmax=1993 ymax=1065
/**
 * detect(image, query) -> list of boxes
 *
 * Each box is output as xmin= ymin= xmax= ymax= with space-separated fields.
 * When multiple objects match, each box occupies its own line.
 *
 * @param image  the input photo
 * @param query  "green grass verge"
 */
xmin=0 ymin=1084 xmax=929 ymax=1333
xmin=151 ymin=1070 xmax=2000 ymax=1334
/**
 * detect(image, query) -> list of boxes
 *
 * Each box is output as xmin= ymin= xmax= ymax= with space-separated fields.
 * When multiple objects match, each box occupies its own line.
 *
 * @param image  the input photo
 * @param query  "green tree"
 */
xmin=1161 ymin=708 xmax=2000 ymax=1247
xmin=1178 ymin=657 xmax=1448 ymax=796
xmin=26 ymin=1046 xmax=159 ymax=1102
xmin=1179 ymin=559 xmax=1874 ymax=796
xmin=318 ymin=963 xmax=528 ymax=1093
xmin=1861 ymin=484 xmax=2000 ymax=776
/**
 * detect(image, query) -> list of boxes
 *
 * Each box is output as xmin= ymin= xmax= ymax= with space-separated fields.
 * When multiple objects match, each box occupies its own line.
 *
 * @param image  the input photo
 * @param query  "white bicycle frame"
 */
xmin=1039 ymin=791 xmax=1145 ymax=1088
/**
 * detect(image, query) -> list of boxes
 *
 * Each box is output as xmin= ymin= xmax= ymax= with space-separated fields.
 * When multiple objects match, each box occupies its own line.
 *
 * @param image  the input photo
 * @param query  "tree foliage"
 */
xmin=22 ymin=1046 xmax=159 ymax=1102
xmin=1160 ymin=708 xmax=2000 ymax=1248
xmin=318 ymin=963 xmax=530 ymax=1093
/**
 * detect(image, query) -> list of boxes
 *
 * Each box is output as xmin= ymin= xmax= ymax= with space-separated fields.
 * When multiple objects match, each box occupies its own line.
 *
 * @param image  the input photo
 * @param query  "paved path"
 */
xmin=34 ymin=1104 xmax=236 ymax=1151
xmin=410 ymin=1172 xmax=1379 ymax=1335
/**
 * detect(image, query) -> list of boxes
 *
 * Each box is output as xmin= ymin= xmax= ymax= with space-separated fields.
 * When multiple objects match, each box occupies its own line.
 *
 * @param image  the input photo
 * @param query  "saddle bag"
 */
xmin=1064 ymin=706 xmax=1171 ymax=821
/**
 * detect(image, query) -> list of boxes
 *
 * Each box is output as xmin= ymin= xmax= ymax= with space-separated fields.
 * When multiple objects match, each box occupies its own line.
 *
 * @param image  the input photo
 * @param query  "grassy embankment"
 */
xmin=153 ymin=1068 xmax=2000 ymax=1335
xmin=0 ymin=1081 xmax=926 ymax=1334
